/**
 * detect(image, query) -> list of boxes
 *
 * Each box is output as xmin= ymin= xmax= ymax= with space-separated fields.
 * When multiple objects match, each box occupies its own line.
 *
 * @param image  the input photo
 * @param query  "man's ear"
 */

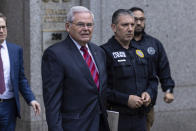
xmin=111 ymin=24 xmax=117 ymax=33
xmin=65 ymin=22 xmax=70 ymax=32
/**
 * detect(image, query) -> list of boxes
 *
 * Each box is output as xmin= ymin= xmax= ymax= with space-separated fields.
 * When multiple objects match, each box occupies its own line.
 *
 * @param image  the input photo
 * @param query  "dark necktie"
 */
xmin=80 ymin=46 xmax=99 ymax=89
xmin=0 ymin=45 xmax=5 ymax=94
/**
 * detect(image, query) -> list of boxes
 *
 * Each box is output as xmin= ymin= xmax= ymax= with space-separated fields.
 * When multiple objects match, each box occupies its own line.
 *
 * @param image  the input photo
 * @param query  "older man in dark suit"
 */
xmin=0 ymin=12 xmax=41 ymax=131
xmin=42 ymin=6 xmax=110 ymax=131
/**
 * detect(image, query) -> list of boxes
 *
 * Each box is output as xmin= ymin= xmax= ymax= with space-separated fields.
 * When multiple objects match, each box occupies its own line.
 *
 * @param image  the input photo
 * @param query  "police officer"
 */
xmin=101 ymin=9 xmax=158 ymax=131
xmin=129 ymin=7 xmax=175 ymax=131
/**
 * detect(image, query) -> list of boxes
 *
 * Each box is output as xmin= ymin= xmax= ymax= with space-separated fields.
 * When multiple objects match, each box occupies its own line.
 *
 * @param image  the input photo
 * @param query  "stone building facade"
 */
xmin=1 ymin=0 xmax=196 ymax=130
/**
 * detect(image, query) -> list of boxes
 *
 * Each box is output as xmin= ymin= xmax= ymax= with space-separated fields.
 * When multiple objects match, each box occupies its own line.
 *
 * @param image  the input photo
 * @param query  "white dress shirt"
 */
xmin=0 ymin=40 xmax=14 ymax=99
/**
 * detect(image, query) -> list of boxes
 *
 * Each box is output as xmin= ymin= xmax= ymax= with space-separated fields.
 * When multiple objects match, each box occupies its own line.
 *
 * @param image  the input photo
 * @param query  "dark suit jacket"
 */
xmin=42 ymin=36 xmax=110 ymax=131
xmin=7 ymin=42 xmax=35 ymax=118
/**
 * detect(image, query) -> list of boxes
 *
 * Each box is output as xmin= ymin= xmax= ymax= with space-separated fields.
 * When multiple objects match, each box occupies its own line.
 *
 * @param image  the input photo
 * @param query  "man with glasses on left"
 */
xmin=0 ymin=12 xmax=41 ymax=131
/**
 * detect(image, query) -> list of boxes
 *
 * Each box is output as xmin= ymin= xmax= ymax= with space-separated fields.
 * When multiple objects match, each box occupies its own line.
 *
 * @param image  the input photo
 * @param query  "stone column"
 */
xmin=0 ymin=0 xmax=36 ymax=130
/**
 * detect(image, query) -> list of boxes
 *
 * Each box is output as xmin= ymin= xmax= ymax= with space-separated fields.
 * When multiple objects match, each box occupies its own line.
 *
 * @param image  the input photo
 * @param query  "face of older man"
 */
xmin=0 ymin=17 xmax=7 ymax=44
xmin=66 ymin=12 xmax=94 ymax=46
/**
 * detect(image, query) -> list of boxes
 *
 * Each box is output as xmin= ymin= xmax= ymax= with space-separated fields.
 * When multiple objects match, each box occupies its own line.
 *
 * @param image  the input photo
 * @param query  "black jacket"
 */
xmin=101 ymin=36 xmax=158 ymax=115
xmin=132 ymin=32 xmax=175 ymax=105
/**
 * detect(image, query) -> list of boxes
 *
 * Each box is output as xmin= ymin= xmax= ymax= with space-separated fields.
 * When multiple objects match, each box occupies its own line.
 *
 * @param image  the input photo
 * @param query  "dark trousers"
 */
xmin=146 ymin=107 xmax=154 ymax=131
xmin=118 ymin=113 xmax=146 ymax=131
xmin=0 ymin=99 xmax=17 ymax=131
xmin=99 ymin=114 xmax=110 ymax=131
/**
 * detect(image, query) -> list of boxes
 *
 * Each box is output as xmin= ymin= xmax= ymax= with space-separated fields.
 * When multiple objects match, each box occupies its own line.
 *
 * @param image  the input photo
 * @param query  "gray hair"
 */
xmin=66 ymin=6 xmax=94 ymax=22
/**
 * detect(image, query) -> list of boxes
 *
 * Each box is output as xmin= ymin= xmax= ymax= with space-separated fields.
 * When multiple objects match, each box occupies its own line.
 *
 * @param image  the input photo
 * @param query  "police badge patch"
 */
xmin=136 ymin=49 xmax=144 ymax=58
xmin=147 ymin=47 xmax=155 ymax=55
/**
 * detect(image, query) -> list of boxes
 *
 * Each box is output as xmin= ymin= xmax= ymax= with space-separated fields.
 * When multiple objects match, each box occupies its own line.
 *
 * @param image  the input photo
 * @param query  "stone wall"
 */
xmin=1 ymin=0 xmax=196 ymax=130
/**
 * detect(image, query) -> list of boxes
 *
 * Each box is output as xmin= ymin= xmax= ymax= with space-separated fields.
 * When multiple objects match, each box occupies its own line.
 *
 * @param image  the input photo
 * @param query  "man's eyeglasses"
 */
xmin=0 ymin=26 xmax=7 ymax=30
xmin=71 ymin=22 xmax=94 ymax=28
xmin=134 ymin=17 xmax=146 ymax=22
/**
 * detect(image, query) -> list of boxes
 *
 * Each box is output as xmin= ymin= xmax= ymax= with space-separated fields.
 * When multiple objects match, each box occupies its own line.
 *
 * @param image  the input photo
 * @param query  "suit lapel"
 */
xmin=66 ymin=37 xmax=97 ymax=90
xmin=6 ymin=43 xmax=15 ymax=88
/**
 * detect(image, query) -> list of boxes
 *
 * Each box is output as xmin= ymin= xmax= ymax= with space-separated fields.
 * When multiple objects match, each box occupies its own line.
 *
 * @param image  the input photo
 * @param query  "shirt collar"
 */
xmin=110 ymin=36 xmax=135 ymax=50
xmin=69 ymin=35 xmax=89 ymax=50
xmin=1 ymin=40 xmax=7 ymax=49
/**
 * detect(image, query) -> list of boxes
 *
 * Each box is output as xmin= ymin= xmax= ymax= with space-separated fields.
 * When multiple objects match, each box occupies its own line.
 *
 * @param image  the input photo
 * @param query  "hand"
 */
xmin=128 ymin=95 xmax=143 ymax=109
xmin=30 ymin=100 xmax=41 ymax=116
xmin=164 ymin=92 xmax=174 ymax=103
xmin=141 ymin=92 xmax=151 ymax=106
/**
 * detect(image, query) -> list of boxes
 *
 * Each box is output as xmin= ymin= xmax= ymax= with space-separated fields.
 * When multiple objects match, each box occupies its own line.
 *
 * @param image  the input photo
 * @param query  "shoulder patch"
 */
xmin=136 ymin=49 xmax=144 ymax=58
xmin=147 ymin=47 xmax=155 ymax=55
